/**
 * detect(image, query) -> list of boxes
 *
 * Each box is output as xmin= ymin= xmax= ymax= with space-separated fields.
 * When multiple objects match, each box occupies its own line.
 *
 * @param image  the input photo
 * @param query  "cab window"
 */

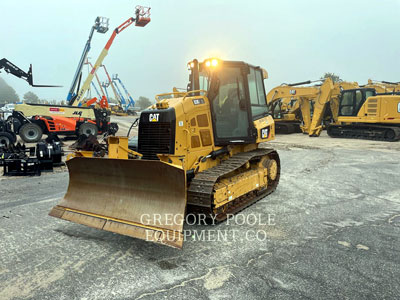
xmin=211 ymin=67 xmax=250 ymax=140
xmin=248 ymin=67 xmax=268 ymax=118
xmin=340 ymin=91 xmax=355 ymax=116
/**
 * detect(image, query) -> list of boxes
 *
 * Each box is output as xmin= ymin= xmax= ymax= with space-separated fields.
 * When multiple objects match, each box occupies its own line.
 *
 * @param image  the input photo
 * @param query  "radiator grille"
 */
xmin=367 ymin=101 xmax=378 ymax=116
xmin=138 ymin=122 xmax=173 ymax=160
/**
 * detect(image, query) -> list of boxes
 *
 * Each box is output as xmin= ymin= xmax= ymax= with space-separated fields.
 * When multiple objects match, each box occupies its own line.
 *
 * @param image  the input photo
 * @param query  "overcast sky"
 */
xmin=1 ymin=0 xmax=400 ymax=102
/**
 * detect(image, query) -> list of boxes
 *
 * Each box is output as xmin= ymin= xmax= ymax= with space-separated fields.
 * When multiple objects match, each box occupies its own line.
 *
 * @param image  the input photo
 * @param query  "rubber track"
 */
xmin=187 ymin=148 xmax=280 ymax=221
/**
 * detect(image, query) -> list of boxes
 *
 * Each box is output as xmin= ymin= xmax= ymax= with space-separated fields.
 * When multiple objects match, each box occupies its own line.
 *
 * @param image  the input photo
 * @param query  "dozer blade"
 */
xmin=49 ymin=157 xmax=186 ymax=248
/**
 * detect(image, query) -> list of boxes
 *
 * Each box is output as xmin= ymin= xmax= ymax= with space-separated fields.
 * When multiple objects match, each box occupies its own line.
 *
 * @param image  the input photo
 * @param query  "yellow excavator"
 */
xmin=49 ymin=58 xmax=281 ymax=248
xmin=266 ymin=79 xmax=334 ymax=134
xmin=308 ymin=81 xmax=359 ymax=136
xmin=363 ymin=79 xmax=400 ymax=94
xmin=267 ymin=79 xmax=361 ymax=137
xmin=327 ymin=88 xmax=400 ymax=141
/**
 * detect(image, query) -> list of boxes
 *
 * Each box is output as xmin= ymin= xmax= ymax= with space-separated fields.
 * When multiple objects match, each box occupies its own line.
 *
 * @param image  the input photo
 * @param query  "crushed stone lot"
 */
xmin=1 ymin=129 xmax=400 ymax=300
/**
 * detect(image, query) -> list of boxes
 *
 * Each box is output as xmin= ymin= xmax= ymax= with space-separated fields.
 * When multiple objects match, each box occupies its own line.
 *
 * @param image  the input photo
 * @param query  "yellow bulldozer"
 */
xmin=49 ymin=58 xmax=281 ymax=248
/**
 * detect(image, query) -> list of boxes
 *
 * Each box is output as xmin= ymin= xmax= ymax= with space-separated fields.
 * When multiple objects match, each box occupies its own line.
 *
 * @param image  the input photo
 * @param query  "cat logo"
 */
xmin=261 ymin=127 xmax=269 ymax=139
xmin=149 ymin=113 xmax=160 ymax=122
xmin=73 ymin=111 xmax=83 ymax=116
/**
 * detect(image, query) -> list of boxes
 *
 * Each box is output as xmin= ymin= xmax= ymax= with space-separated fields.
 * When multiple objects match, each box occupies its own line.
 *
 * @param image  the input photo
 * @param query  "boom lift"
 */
xmin=8 ymin=5 xmax=150 ymax=143
xmin=112 ymin=76 xmax=129 ymax=109
xmin=327 ymin=88 xmax=400 ymax=141
xmin=12 ymin=6 xmax=151 ymax=143
xmin=66 ymin=17 xmax=109 ymax=104
xmin=84 ymin=59 xmax=108 ymax=108
xmin=102 ymin=81 xmax=110 ymax=101
xmin=71 ymin=6 xmax=151 ymax=107
xmin=112 ymin=74 xmax=136 ymax=113
xmin=100 ymin=64 xmax=126 ymax=115
xmin=49 ymin=58 xmax=280 ymax=249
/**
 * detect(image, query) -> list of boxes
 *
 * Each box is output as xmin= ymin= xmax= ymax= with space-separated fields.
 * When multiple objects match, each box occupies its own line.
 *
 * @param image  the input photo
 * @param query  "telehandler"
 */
xmin=49 ymin=58 xmax=281 ymax=248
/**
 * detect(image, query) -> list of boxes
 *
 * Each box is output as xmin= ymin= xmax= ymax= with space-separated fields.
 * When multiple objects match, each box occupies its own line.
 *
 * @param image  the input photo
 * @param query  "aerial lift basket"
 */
xmin=135 ymin=6 xmax=151 ymax=27
xmin=49 ymin=157 xmax=186 ymax=248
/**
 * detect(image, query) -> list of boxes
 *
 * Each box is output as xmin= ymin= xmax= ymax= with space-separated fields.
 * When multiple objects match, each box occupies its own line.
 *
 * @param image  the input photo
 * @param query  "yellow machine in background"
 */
xmin=308 ymin=81 xmax=360 ymax=136
xmin=266 ymin=79 xmax=361 ymax=137
xmin=327 ymin=88 xmax=400 ymax=141
xmin=266 ymin=79 xmax=334 ymax=134
xmin=364 ymin=79 xmax=400 ymax=94
xmin=49 ymin=58 xmax=281 ymax=248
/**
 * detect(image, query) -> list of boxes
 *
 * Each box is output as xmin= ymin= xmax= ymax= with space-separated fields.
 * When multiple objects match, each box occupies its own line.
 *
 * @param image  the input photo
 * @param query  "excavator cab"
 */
xmin=338 ymin=88 xmax=376 ymax=117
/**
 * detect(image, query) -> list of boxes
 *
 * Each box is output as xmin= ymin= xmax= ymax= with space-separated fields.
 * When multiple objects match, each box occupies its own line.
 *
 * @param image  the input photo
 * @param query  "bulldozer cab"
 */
xmin=339 ymin=88 xmax=376 ymax=117
xmin=188 ymin=59 xmax=269 ymax=146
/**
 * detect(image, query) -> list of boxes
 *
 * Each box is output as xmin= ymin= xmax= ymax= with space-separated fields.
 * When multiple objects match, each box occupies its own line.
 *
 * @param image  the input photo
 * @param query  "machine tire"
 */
xmin=0 ymin=132 xmax=16 ymax=146
xmin=19 ymin=123 xmax=43 ymax=143
xmin=108 ymin=123 xmax=119 ymax=135
xmin=79 ymin=123 xmax=98 ymax=137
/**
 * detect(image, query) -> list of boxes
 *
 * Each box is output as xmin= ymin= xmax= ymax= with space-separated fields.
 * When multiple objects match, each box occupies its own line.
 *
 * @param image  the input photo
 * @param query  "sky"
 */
xmin=1 ymin=0 xmax=400 ymax=102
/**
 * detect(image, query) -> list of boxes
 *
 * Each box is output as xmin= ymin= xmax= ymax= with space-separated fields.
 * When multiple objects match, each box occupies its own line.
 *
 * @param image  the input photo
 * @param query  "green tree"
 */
xmin=23 ymin=91 xmax=40 ymax=103
xmin=0 ymin=77 xmax=19 ymax=104
xmin=321 ymin=72 xmax=342 ymax=84
xmin=136 ymin=96 xmax=152 ymax=110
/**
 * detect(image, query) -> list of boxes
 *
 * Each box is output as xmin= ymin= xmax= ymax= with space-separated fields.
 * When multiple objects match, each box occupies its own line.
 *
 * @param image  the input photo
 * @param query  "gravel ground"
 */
xmin=1 ymin=125 xmax=400 ymax=299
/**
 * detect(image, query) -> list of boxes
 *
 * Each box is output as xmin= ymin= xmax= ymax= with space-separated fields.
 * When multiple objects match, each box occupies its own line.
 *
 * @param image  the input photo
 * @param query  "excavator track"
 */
xmin=327 ymin=124 xmax=400 ymax=142
xmin=187 ymin=148 xmax=280 ymax=221
xmin=275 ymin=122 xmax=302 ymax=134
